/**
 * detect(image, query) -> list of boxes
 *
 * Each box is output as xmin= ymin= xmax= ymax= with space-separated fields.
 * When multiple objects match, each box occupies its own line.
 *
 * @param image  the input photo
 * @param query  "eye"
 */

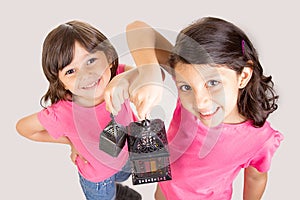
xmin=87 ymin=58 xmax=96 ymax=65
xmin=65 ymin=69 xmax=75 ymax=75
xmin=179 ymin=85 xmax=192 ymax=92
xmin=206 ymin=80 xmax=220 ymax=88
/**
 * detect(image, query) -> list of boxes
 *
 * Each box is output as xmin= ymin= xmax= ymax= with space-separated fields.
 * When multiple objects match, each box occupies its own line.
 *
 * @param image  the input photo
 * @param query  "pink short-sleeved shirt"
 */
xmin=159 ymin=100 xmax=283 ymax=200
xmin=38 ymin=64 xmax=136 ymax=182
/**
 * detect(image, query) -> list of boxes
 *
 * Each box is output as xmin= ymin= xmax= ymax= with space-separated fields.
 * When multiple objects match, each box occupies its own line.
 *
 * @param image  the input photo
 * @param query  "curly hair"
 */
xmin=169 ymin=17 xmax=278 ymax=127
xmin=41 ymin=20 xmax=119 ymax=106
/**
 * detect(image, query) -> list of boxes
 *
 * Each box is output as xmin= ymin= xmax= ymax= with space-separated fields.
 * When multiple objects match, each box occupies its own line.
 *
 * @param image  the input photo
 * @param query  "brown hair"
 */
xmin=41 ymin=20 xmax=118 ymax=106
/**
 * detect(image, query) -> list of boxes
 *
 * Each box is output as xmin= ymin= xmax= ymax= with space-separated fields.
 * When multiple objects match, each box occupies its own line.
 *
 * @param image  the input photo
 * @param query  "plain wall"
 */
xmin=2 ymin=0 xmax=298 ymax=199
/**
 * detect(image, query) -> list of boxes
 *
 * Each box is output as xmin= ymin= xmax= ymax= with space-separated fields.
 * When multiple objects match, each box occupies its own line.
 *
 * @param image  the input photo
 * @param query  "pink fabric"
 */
xmin=38 ymin=64 xmax=137 ymax=182
xmin=159 ymin=100 xmax=283 ymax=200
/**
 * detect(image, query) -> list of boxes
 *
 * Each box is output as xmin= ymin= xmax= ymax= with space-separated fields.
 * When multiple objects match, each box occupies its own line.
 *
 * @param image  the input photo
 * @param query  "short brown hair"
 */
xmin=41 ymin=20 xmax=118 ymax=106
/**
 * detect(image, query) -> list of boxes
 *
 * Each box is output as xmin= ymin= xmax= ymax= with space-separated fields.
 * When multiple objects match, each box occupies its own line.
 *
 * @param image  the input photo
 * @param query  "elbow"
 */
xmin=16 ymin=120 xmax=22 ymax=135
xmin=16 ymin=118 xmax=33 ymax=140
xmin=126 ymin=20 xmax=150 ymax=32
xmin=16 ymin=119 xmax=26 ymax=137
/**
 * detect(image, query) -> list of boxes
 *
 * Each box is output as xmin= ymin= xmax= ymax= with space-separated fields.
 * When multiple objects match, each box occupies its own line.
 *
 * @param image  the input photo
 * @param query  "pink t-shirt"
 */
xmin=38 ymin=64 xmax=136 ymax=182
xmin=159 ymin=100 xmax=283 ymax=200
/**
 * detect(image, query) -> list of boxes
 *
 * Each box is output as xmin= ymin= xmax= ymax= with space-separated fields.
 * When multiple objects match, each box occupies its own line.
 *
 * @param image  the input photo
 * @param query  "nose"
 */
xmin=76 ymin=68 xmax=90 ymax=80
xmin=78 ymin=64 xmax=98 ymax=77
xmin=193 ymin=88 xmax=212 ymax=111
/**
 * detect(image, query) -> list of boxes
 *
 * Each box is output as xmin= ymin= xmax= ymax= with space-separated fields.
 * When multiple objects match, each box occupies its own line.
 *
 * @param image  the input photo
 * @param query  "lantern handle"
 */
xmin=142 ymin=118 xmax=151 ymax=127
xmin=110 ymin=113 xmax=119 ymax=139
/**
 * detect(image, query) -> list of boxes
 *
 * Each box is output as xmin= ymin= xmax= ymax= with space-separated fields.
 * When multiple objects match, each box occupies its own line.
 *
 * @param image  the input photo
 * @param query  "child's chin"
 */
xmin=200 ymin=118 xmax=223 ymax=128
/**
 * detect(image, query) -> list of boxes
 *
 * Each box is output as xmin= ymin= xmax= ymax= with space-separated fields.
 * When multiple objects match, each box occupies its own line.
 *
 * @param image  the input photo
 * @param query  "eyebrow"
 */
xmin=202 ymin=73 xmax=222 ymax=81
xmin=175 ymin=80 xmax=188 ymax=84
xmin=194 ymin=68 xmax=223 ymax=82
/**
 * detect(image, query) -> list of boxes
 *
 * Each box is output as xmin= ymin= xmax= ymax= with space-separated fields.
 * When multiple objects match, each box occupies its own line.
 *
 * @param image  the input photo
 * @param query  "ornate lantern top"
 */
xmin=127 ymin=118 xmax=169 ymax=159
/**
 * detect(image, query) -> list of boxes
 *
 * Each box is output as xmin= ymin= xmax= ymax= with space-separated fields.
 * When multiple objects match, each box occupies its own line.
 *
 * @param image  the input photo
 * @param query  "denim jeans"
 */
xmin=79 ymin=162 xmax=131 ymax=200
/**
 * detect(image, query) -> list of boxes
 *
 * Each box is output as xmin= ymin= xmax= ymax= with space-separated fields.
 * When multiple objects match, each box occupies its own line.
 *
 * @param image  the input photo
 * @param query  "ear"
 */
xmin=238 ymin=62 xmax=253 ymax=89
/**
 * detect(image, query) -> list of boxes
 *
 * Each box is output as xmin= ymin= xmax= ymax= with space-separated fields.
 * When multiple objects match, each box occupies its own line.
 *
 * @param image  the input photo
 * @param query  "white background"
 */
xmin=1 ymin=0 xmax=298 ymax=199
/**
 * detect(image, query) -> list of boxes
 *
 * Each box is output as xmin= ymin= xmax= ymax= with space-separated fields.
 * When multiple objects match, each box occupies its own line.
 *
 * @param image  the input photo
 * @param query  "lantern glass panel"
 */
xmin=127 ymin=119 xmax=172 ymax=185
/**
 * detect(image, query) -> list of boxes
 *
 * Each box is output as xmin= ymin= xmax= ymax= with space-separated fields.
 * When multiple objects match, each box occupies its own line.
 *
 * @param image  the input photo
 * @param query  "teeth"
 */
xmin=200 ymin=108 xmax=217 ymax=116
xmin=82 ymin=80 xmax=98 ymax=89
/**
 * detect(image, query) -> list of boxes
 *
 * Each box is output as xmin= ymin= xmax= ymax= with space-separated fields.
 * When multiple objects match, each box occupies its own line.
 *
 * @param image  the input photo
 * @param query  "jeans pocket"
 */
xmin=79 ymin=173 xmax=116 ymax=200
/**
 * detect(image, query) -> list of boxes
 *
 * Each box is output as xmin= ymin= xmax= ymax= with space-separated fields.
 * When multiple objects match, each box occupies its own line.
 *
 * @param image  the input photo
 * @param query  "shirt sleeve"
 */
xmin=248 ymin=130 xmax=284 ymax=172
xmin=37 ymin=104 xmax=66 ymax=139
xmin=116 ymin=64 xmax=125 ymax=74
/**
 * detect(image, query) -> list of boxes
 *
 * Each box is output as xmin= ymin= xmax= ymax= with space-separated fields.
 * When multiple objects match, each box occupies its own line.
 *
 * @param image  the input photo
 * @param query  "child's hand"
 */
xmin=105 ymin=65 xmax=164 ymax=119
xmin=70 ymin=143 xmax=88 ymax=164
xmin=129 ymin=64 xmax=164 ymax=119
xmin=104 ymin=72 xmax=131 ymax=115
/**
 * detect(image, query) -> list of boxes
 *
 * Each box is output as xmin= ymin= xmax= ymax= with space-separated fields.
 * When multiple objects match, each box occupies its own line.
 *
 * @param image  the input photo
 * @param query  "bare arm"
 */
xmin=16 ymin=113 xmax=70 ymax=145
xmin=106 ymin=21 xmax=175 ymax=118
xmin=124 ymin=21 xmax=174 ymax=118
xmin=17 ymin=113 xmax=89 ymax=164
xmin=126 ymin=20 xmax=173 ymax=69
xmin=243 ymin=166 xmax=268 ymax=200
xmin=154 ymin=184 xmax=166 ymax=200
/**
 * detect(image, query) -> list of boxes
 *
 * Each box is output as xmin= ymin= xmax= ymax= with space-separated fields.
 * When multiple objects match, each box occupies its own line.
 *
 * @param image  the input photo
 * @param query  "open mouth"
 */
xmin=199 ymin=107 xmax=220 ymax=119
xmin=81 ymin=78 xmax=100 ymax=89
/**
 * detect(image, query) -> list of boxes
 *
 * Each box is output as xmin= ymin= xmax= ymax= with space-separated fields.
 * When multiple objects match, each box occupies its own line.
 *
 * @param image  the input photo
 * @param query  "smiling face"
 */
xmin=175 ymin=63 xmax=250 ymax=127
xmin=58 ymin=42 xmax=111 ymax=107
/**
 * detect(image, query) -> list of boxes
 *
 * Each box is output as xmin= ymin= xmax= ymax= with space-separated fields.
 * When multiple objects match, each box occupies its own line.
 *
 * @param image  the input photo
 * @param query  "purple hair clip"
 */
xmin=241 ymin=40 xmax=245 ymax=55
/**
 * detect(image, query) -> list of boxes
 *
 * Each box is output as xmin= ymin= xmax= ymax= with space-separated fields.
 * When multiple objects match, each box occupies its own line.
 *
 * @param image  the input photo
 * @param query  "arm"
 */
xmin=106 ymin=21 xmax=175 ymax=118
xmin=243 ymin=166 xmax=268 ymax=200
xmin=104 ymin=67 xmax=139 ymax=115
xmin=125 ymin=21 xmax=173 ymax=118
xmin=154 ymin=184 xmax=166 ymax=200
xmin=16 ymin=113 xmax=70 ymax=144
xmin=16 ymin=113 xmax=88 ymax=163
xmin=126 ymin=20 xmax=173 ymax=69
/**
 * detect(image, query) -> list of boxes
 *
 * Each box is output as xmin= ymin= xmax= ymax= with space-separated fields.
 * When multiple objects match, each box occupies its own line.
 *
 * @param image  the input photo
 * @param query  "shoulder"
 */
xmin=47 ymin=100 xmax=71 ymax=110
xmin=254 ymin=121 xmax=283 ymax=139
xmin=39 ymin=100 xmax=71 ymax=118
xmin=244 ymin=121 xmax=284 ymax=172
xmin=116 ymin=64 xmax=134 ymax=74
xmin=261 ymin=121 xmax=284 ymax=144
xmin=241 ymin=121 xmax=284 ymax=150
xmin=167 ymin=99 xmax=183 ymax=132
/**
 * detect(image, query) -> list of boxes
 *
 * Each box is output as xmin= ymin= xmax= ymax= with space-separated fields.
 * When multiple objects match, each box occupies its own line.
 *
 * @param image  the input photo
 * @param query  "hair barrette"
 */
xmin=241 ymin=40 xmax=245 ymax=55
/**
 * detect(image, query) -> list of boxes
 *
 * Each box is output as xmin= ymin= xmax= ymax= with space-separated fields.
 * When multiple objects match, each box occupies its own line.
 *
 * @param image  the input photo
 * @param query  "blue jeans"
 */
xmin=79 ymin=162 xmax=131 ymax=200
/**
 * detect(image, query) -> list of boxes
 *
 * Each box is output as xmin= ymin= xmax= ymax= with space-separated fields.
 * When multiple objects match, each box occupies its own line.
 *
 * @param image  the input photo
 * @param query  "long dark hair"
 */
xmin=41 ymin=20 xmax=119 ymax=106
xmin=169 ymin=17 xmax=278 ymax=127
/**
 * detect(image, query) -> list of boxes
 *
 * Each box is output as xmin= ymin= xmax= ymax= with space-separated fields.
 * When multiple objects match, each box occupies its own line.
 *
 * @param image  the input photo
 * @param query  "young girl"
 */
xmin=16 ymin=20 xmax=141 ymax=200
xmin=105 ymin=17 xmax=284 ymax=199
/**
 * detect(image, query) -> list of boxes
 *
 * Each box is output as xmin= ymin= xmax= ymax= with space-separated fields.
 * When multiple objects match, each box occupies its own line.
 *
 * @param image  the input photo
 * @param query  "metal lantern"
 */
xmin=127 ymin=118 xmax=172 ymax=185
xmin=99 ymin=114 xmax=127 ymax=157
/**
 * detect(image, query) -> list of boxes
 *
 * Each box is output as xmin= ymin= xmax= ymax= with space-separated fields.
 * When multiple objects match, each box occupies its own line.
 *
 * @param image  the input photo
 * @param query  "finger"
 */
xmin=70 ymin=153 xmax=78 ymax=164
xmin=117 ymin=89 xmax=127 ymax=105
xmin=136 ymin=99 xmax=152 ymax=119
xmin=129 ymin=93 xmax=139 ymax=109
xmin=79 ymin=155 xmax=88 ymax=164
xmin=111 ymin=91 xmax=122 ymax=114
xmin=123 ymin=89 xmax=129 ymax=100
xmin=104 ymin=90 xmax=114 ymax=112
xmin=104 ymin=90 xmax=118 ymax=115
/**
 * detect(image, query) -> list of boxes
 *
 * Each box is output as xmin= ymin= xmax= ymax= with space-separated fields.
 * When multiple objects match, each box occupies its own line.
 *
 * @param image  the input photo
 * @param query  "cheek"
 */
xmin=63 ymin=78 xmax=77 ymax=91
xmin=58 ymin=72 xmax=75 ymax=90
xmin=104 ymin=69 xmax=112 ymax=82
xmin=100 ymin=69 xmax=112 ymax=87
xmin=178 ymin=92 xmax=194 ymax=109
xmin=212 ymin=91 xmax=226 ymax=105
xmin=223 ymin=88 xmax=239 ymax=111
